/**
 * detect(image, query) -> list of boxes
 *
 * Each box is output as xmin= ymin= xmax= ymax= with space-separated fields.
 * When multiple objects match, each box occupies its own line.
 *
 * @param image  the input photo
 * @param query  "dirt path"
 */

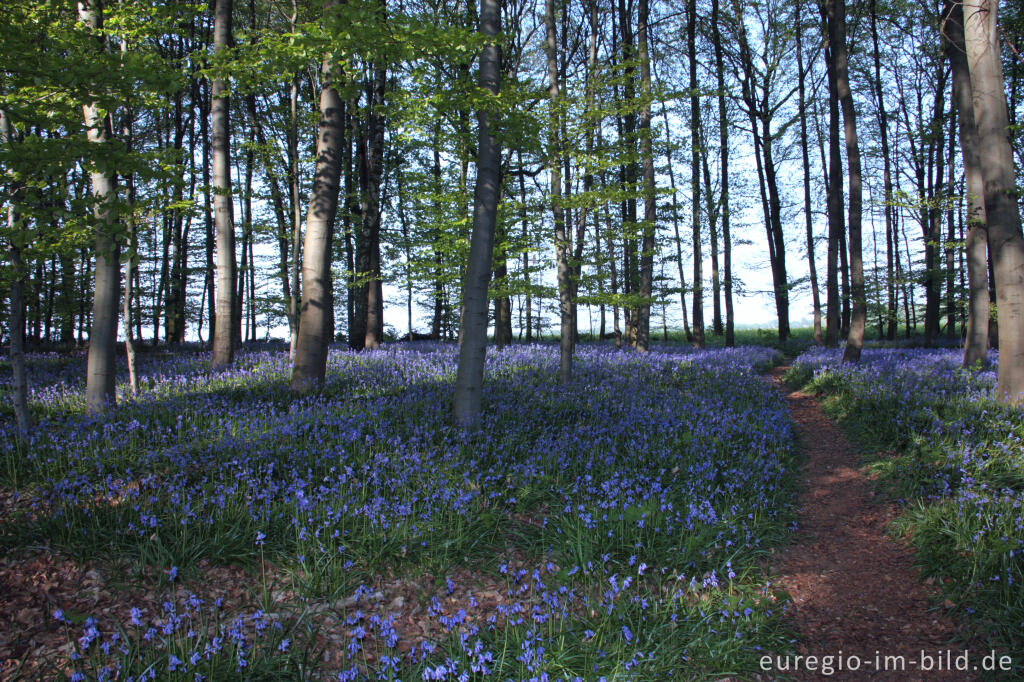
xmin=766 ymin=367 xmax=971 ymax=681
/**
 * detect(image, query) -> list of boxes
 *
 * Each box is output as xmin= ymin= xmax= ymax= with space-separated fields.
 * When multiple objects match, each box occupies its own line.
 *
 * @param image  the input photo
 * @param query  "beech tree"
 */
xmin=79 ymin=0 xmax=121 ymax=413
xmin=943 ymin=0 xmax=989 ymax=367
xmin=963 ymin=0 xmax=1024 ymax=402
xmin=828 ymin=0 xmax=865 ymax=363
xmin=210 ymin=0 xmax=236 ymax=371
xmin=452 ymin=0 xmax=502 ymax=428
xmin=291 ymin=0 xmax=346 ymax=393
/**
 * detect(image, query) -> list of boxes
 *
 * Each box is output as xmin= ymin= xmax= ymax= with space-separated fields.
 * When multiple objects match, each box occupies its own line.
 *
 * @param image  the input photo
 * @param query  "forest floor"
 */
xmin=766 ymin=366 xmax=972 ymax=681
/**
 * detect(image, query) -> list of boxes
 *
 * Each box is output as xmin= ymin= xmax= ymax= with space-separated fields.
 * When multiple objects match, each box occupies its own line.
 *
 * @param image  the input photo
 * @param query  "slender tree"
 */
xmin=689 ymin=0 xmax=705 ymax=348
xmin=942 ymin=0 xmax=989 ymax=366
xmin=291 ymin=0 xmax=347 ymax=392
xmin=712 ymin=0 xmax=734 ymax=346
xmin=828 ymin=0 xmax=865 ymax=362
xmin=636 ymin=0 xmax=656 ymax=351
xmin=823 ymin=6 xmax=843 ymax=348
xmin=211 ymin=0 xmax=236 ymax=370
xmin=546 ymin=0 xmax=572 ymax=381
xmin=1 ymin=108 xmax=30 ymax=435
xmin=453 ymin=0 xmax=502 ymax=427
xmin=796 ymin=0 xmax=822 ymax=345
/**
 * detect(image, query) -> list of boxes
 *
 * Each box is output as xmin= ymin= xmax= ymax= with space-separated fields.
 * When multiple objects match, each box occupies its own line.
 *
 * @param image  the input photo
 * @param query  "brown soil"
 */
xmin=767 ymin=367 xmax=971 ymax=681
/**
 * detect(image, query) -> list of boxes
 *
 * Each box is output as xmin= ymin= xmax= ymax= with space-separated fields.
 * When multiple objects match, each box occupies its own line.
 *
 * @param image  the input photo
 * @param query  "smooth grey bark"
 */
xmin=452 ymin=0 xmax=502 ymax=428
xmin=689 ymin=0 xmax=705 ymax=348
xmin=829 ymin=0 xmax=865 ymax=363
xmin=869 ymin=0 xmax=898 ymax=340
xmin=2 ymin=109 xmax=29 ymax=436
xmin=363 ymin=60 xmax=387 ymax=349
xmin=943 ymin=0 xmax=989 ymax=366
xmin=963 ymin=0 xmax=1024 ymax=402
xmin=823 ymin=7 xmax=843 ymax=348
xmin=546 ymin=0 xmax=572 ymax=382
xmin=291 ymin=4 xmax=346 ymax=393
xmin=120 ymin=81 xmax=139 ymax=396
xmin=711 ymin=0 xmax=734 ymax=347
xmin=288 ymin=3 xmax=301 ymax=359
xmin=636 ymin=0 xmax=655 ymax=352
xmin=211 ymin=0 xmax=236 ymax=370
xmin=79 ymin=0 xmax=120 ymax=414
xmin=796 ymin=2 xmax=822 ymax=345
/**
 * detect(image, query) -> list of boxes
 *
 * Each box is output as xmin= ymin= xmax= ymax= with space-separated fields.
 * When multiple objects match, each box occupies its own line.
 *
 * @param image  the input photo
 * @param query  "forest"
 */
xmin=1 ymin=0 xmax=1023 ymax=679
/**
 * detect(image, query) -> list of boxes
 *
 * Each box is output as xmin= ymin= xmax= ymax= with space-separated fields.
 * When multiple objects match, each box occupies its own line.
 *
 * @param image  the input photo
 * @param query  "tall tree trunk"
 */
xmin=636 ymin=0 xmax=655 ymax=351
xmin=617 ymin=0 xmax=639 ymax=347
xmin=964 ymin=0 xmax=1024 ymax=402
xmin=120 ymin=67 xmax=139 ymax=396
xmin=1 ymin=109 xmax=30 ymax=436
xmin=712 ymin=0 xmax=734 ymax=347
xmin=797 ymin=1 xmax=823 ymax=345
xmin=287 ymin=3 xmax=301 ymax=358
xmin=453 ymin=0 xmax=502 ymax=427
xmin=60 ymin=252 xmax=75 ymax=343
xmin=823 ymin=21 xmax=843 ymax=348
xmin=660 ymin=112 xmax=692 ymax=341
xmin=829 ymin=0 xmax=865 ymax=362
xmin=518 ymin=149 xmax=532 ymax=342
xmin=363 ymin=60 xmax=387 ymax=349
xmin=292 ymin=8 xmax=346 ymax=393
xmin=211 ymin=0 xmax=236 ymax=370
xmin=870 ymin=0 xmax=898 ymax=341
xmin=79 ymin=0 xmax=120 ymax=413
xmin=689 ymin=0 xmax=705 ymax=348
xmin=200 ymin=80 xmax=216 ymax=347
xmin=943 ymin=0 xmax=989 ymax=365
xmin=546 ymin=0 xmax=572 ymax=382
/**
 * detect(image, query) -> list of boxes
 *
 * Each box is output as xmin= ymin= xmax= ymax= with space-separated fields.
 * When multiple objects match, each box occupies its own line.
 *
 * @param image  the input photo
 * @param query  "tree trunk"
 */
xmin=943 ymin=0 xmax=989 ymax=365
xmin=823 ymin=17 xmax=843 ymax=348
xmin=292 ymin=11 xmax=346 ymax=393
xmin=712 ymin=0 xmax=733 ymax=347
xmin=453 ymin=0 xmax=502 ymax=427
xmin=964 ymin=0 xmax=1024 ymax=402
xmin=829 ymin=0 xmax=865 ymax=363
xmin=688 ymin=0 xmax=704 ymax=348
xmin=211 ymin=0 xmax=236 ymax=370
xmin=1 ymin=109 xmax=30 ymax=436
xmin=870 ymin=0 xmax=898 ymax=341
xmin=79 ymin=0 xmax=120 ymax=413
xmin=546 ymin=0 xmax=572 ymax=382
xmin=636 ymin=0 xmax=655 ymax=351
xmin=363 ymin=61 xmax=387 ymax=350
xmin=797 ymin=1 xmax=823 ymax=345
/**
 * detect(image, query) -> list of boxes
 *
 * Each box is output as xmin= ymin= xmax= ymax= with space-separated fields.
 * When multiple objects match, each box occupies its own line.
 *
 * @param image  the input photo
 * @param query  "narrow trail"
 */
xmin=766 ymin=367 xmax=970 ymax=681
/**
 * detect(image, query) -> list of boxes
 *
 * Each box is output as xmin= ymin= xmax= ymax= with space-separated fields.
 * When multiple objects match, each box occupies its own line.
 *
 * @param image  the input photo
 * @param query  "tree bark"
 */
xmin=829 ymin=0 xmax=865 ymax=363
xmin=943 ymin=0 xmax=989 ymax=366
xmin=964 ymin=0 xmax=1024 ymax=402
xmin=636 ymin=0 xmax=655 ymax=351
xmin=689 ymin=0 xmax=705 ymax=348
xmin=79 ymin=0 xmax=120 ymax=413
xmin=211 ymin=0 xmax=236 ymax=370
xmin=869 ymin=0 xmax=898 ymax=341
xmin=546 ymin=0 xmax=572 ymax=381
xmin=453 ymin=0 xmax=502 ymax=427
xmin=823 ymin=12 xmax=843 ymax=348
xmin=797 ymin=1 xmax=823 ymax=345
xmin=712 ymin=0 xmax=734 ymax=347
xmin=363 ymin=59 xmax=387 ymax=350
xmin=1 ymin=109 xmax=30 ymax=436
xmin=292 ymin=5 xmax=346 ymax=393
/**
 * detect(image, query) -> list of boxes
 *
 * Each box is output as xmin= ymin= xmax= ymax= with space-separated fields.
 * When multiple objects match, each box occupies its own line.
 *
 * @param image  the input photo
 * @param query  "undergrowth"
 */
xmin=785 ymin=347 xmax=1023 ymax=670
